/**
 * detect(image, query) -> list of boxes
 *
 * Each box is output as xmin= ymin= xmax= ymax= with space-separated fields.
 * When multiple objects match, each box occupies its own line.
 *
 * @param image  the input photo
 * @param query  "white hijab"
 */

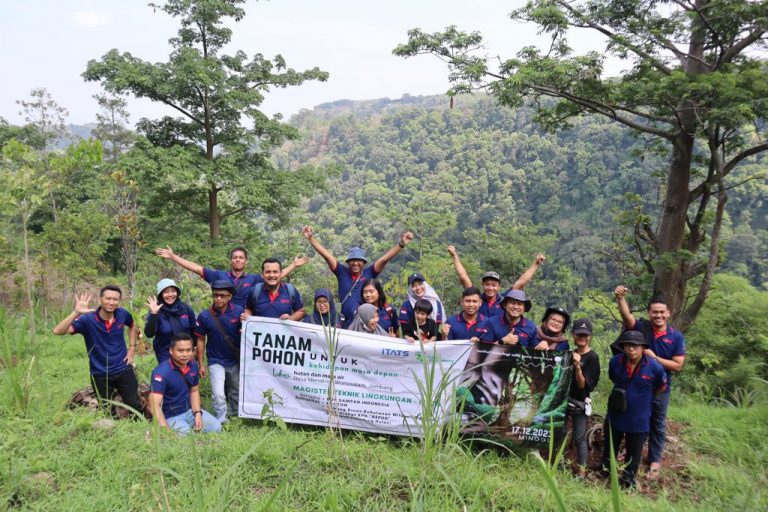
xmin=407 ymin=280 xmax=444 ymax=323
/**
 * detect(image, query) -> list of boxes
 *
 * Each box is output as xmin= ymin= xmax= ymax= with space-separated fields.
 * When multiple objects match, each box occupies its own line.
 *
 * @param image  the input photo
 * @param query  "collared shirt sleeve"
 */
xmin=71 ymin=314 xmax=87 ymax=335
xmin=150 ymin=369 xmax=167 ymax=394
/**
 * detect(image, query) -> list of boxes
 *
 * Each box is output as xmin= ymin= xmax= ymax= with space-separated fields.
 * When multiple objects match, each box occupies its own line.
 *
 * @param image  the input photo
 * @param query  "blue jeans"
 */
xmin=209 ymin=363 xmax=240 ymax=422
xmin=648 ymin=388 xmax=671 ymax=464
xmin=166 ymin=409 xmax=221 ymax=435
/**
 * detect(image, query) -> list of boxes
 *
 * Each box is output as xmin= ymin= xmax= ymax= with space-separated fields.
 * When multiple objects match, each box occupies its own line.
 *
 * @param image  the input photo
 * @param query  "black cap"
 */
xmin=407 ymin=272 xmax=426 ymax=286
xmin=617 ymin=330 xmax=649 ymax=347
xmin=210 ymin=279 xmax=236 ymax=294
xmin=571 ymin=318 xmax=593 ymax=335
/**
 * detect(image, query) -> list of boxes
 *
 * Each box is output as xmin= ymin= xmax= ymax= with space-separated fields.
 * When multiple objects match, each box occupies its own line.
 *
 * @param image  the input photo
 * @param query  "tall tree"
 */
xmin=16 ymin=88 xmax=69 ymax=224
xmin=395 ymin=0 xmax=768 ymax=328
xmin=92 ymin=93 xmax=134 ymax=162
xmin=91 ymin=92 xmax=141 ymax=299
xmin=83 ymin=0 xmax=329 ymax=240
xmin=0 ymin=140 xmax=47 ymax=345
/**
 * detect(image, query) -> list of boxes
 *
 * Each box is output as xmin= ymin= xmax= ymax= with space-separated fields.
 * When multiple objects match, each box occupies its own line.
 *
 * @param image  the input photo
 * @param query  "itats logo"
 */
xmin=381 ymin=348 xmax=410 ymax=358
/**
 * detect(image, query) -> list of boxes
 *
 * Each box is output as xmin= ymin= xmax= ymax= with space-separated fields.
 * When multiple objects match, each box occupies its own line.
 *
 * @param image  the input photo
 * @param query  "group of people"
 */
xmin=52 ymin=226 xmax=685 ymax=489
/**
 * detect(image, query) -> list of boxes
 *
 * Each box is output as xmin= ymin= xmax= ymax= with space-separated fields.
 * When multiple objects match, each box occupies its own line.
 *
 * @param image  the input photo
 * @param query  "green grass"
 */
xmin=1 ymin=326 xmax=767 ymax=510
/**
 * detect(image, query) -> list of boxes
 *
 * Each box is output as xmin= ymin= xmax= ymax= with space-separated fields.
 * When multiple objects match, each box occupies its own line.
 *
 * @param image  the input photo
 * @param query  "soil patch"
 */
xmin=564 ymin=414 xmax=695 ymax=499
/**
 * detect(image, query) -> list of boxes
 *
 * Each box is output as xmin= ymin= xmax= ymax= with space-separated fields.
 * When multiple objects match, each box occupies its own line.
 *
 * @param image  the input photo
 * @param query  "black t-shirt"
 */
xmin=569 ymin=350 xmax=600 ymax=401
xmin=402 ymin=318 xmax=439 ymax=341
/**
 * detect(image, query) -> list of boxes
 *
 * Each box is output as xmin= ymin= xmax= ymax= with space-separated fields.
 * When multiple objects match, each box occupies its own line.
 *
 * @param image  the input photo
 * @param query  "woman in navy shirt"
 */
xmin=145 ymin=278 xmax=197 ymax=363
xmin=360 ymin=279 xmax=399 ymax=337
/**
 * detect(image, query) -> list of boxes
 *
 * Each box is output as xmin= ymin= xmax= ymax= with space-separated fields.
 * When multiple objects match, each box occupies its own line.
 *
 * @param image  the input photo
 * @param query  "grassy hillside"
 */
xmin=2 ymin=322 xmax=766 ymax=510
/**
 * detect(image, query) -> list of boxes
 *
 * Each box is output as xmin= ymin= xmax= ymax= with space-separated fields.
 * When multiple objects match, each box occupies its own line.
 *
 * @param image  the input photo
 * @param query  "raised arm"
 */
xmin=282 ymin=255 xmax=310 ymax=279
xmin=302 ymin=226 xmax=338 ymax=270
xmin=53 ymin=293 xmax=93 ymax=335
xmin=613 ymin=285 xmax=636 ymax=329
xmin=155 ymin=246 xmax=204 ymax=278
xmin=144 ymin=296 xmax=162 ymax=337
xmin=447 ymin=245 xmax=473 ymax=288
xmin=373 ymin=231 xmax=414 ymax=273
xmin=512 ymin=254 xmax=545 ymax=290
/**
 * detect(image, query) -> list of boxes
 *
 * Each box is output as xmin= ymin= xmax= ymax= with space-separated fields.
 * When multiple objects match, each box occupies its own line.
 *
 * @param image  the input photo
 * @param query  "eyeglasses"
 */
xmin=212 ymin=292 xmax=232 ymax=299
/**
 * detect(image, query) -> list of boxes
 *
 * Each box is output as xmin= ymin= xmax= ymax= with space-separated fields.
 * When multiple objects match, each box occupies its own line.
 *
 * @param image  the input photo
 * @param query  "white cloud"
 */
xmin=73 ymin=11 xmax=111 ymax=28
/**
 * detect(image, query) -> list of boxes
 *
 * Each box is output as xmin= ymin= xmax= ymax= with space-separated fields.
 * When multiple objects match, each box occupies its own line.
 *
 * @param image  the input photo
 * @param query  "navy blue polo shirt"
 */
xmin=377 ymin=304 xmax=399 ymax=334
xmin=333 ymin=262 xmax=378 ymax=326
xmin=607 ymin=354 xmax=667 ymax=433
xmin=145 ymin=305 xmax=196 ymax=362
xmin=399 ymin=300 xmax=445 ymax=328
xmin=446 ymin=313 xmax=488 ymax=340
xmin=245 ymin=283 xmax=303 ymax=319
xmin=71 ymin=307 xmax=133 ymax=376
xmin=479 ymin=294 xmax=503 ymax=318
xmin=480 ymin=314 xmax=538 ymax=347
xmin=202 ymin=268 xmax=263 ymax=308
xmin=151 ymin=358 xmax=200 ymax=418
xmin=632 ymin=319 xmax=686 ymax=388
xmin=195 ymin=303 xmax=242 ymax=367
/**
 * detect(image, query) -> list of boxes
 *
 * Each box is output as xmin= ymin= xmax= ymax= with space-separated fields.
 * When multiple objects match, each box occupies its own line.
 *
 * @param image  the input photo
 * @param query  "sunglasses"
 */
xmin=212 ymin=292 xmax=232 ymax=299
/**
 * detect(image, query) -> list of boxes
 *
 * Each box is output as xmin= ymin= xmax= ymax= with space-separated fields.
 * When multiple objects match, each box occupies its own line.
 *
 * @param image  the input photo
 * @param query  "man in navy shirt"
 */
xmin=154 ymin=245 xmax=308 ymax=307
xmin=447 ymin=245 xmax=545 ymax=318
xmin=150 ymin=332 xmax=220 ymax=435
xmin=195 ymin=280 xmax=243 ymax=423
xmin=480 ymin=290 xmax=538 ymax=347
xmin=602 ymin=330 xmax=667 ymax=489
xmin=302 ymin=225 xmax=415 ymax=327
xmin=53 ymin=285 xmax=142 ymax=417
xmin=442 ymin=287 xmax=488 ymax=341
xmin=243 ymin=258 xmax=305 ymax=320
xmin=614 ymin=285 xmax=686 ymax=480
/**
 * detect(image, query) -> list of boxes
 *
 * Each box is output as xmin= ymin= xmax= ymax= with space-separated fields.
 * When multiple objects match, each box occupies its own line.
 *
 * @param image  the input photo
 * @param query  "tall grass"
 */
xmin=409 ymin=340 xmax=470 ymax=466
xmin=0 ymin=307 xmax=36 ymax=417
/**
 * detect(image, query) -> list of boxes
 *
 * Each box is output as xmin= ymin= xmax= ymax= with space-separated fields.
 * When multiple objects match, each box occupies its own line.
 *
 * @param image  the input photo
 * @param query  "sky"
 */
xmin=0 ymin=0 xmax=626 ymax=127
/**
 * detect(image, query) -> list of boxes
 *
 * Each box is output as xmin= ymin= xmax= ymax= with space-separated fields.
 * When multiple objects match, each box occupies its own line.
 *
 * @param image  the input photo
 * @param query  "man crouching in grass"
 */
xmin=150 ymin=332 xmax=221 ymax=435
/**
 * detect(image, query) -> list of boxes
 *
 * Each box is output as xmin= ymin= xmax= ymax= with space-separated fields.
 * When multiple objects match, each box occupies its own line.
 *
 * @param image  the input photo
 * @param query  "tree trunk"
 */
xmin=653 ymin=1 xmax=709 ymax=325
xmin=652 ymin=133 xmax=694 ymax=319
xmin=21 ymin=208 xmax=37 ymax=347
xmin=209 ymin=184 xmax=220 ymax=240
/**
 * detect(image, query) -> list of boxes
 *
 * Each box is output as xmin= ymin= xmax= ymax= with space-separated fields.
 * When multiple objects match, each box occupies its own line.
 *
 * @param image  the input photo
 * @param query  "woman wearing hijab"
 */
xmin=398 ymin=272 xmax=446 ymax=333
xmin=305 ymin=288 xmax=339 ymax=327
xmin=347 ymin=303 xmax=389 ymax=336
xmin=145 ymin=278 xmax=197 ymax=363
xmin=533 ymin=306 xmax=571 ymax=351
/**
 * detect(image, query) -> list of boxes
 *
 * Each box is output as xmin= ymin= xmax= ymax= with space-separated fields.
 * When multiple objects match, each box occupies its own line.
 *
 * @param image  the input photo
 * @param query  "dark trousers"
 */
xmin=571 ymin=413 xmax=589 ymax=467
xmin=90 ymin=367 xmax=143 ymax=418
xmin=602 ymin=421 xmax=648 ymax=488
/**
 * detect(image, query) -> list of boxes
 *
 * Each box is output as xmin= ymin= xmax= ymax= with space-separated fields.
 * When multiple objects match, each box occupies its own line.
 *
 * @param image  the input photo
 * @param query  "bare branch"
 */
xmin=723 ymin=140 xmax=768 ymax=174
xmin=553 ymin=0 xmax=677 ymax=74
xmin=720 ymin=28 xmax=767 ymax=64
xmin=533 ymin=85 xmax=675 ymax=139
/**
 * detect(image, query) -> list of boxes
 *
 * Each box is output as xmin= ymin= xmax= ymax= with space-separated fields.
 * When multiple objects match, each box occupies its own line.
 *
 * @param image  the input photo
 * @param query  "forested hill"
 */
xmin=273 ymin=93 xmax=767 ymax=310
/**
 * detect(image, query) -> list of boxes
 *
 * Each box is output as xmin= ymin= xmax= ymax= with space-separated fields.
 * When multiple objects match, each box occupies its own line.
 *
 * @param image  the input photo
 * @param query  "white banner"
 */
xmin=238 ymin=317 xmax=472 ymax=436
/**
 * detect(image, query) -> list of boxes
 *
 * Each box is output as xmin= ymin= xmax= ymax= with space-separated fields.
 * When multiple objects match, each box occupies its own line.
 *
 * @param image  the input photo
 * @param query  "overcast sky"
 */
xmin=0 ymin=0 xmax=625 ymax=126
